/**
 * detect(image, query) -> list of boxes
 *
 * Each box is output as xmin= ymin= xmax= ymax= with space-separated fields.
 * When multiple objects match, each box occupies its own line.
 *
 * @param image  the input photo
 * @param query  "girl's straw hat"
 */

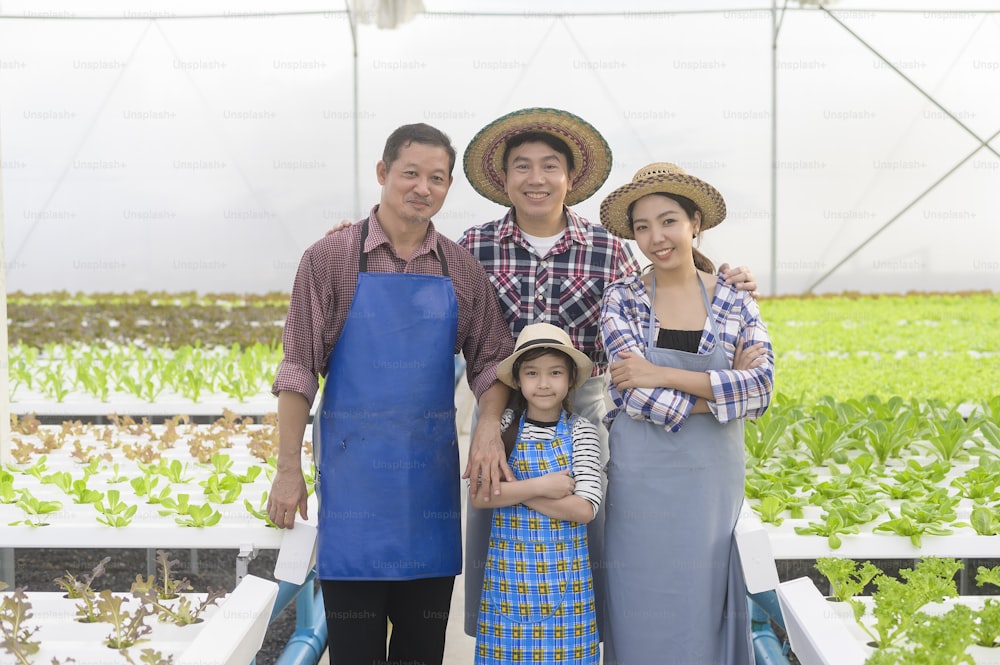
xmin=463 ymin=107 xmax=612 ymax=207
xmin=497 ymin=323 xmax=593 ymax=390
xmin=599 ymin=162 xmax=727 ymax=239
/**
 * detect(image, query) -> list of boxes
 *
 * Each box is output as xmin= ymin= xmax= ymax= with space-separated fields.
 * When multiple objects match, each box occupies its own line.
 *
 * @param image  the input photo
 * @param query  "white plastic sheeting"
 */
xmin=1 ymin=0 xmax=998 ymax=296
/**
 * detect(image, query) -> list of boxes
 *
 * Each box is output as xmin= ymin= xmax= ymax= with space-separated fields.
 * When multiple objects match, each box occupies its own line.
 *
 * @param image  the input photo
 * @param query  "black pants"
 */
xmin=320 ymin=576 xmax=455 ymax=665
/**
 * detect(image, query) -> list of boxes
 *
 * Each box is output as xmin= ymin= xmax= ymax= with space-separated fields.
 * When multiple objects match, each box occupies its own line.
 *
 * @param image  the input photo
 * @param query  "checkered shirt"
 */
xmin=600 ymin=273 xmax=774 ymax=432
xmin=459 ymin=207 xmax=640 ymax=376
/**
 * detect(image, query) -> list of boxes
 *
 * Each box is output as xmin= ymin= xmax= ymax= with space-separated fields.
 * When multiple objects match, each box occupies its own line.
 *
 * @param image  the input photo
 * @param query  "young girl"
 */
xmin=471 ymin=322 xmax=602 ymax=665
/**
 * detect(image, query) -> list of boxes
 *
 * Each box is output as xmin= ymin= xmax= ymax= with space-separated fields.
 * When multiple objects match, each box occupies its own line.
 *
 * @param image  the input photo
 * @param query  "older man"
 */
xmin=268 ymin=123 xmax=513 ymax=665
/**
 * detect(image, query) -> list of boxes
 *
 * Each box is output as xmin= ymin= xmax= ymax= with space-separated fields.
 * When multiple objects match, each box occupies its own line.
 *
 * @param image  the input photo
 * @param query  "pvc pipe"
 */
xmin=749 ymin=595 xmax=790 ymax=665
xmin=274 ymin=585 xmax=327 ymax=665
xmin=750 ymin=590 xmax=787 ymax=633
xmin=269 ymin=574 xmax=315 ymax=624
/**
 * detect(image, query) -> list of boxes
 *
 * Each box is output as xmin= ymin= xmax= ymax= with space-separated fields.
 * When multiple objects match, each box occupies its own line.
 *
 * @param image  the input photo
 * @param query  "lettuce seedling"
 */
xmin=95 ymin=589 xmax=154 ymax=649
xmin=0 ymin=588 xmax=40 ymax=665
xmin=95 ymin=489 xmax=138 ymax=528
xmin=794 ymin=413 xmax=860 ymax=466
xmin=794 ymin=508 xmax=859 ymax=550
xmin=9 ymin=489 xmax=62 ymax=527
xmin=68 ymin=479 xmax=105 ymax=505
xmin=244 ymin=491 xmax=279 ymax=528
xmin=151 ymin=458 xmax=193 ymax=484
xmin=860 ymin=413 xmax=917 ymax=465
xmin=958 ymin=506 xmax=1000 ymax=536
xmin=232 ymin=464 xmax=262 ymax=484
xmin=922 ymin=412 xmax=979 ymax=463
xmin=950 ymin=457 xmax=1000 ymax=504
xmin=201 ymin=475 xmax=241 ymax=504
xmin=815 ymin=557 xmax=880 ymax=625
xmin=120 ymin=647 xmax=174 ymax=665
xmin=973 ymin=599 xmax=1000 ymax=648
xmin=130 ymin=466 xmax=173 ymax=505
xmin=752 ymin=495 xmax=788 ymax=526
xmin=131 ymin=582 xmax=226 ymax=626
xmin=158 ymin=494 xmax=222 ymax=527
xmin=744 ymin=412 xmax=790 ymax=464
xmin=0 ymin=471 xmax=16 ymax=505
xmin=977 ymin=564 xmax=1000 ymax=590
xmin=54 ymin=556 xmax=111 ymax=623
xmin=874 ymin=489 xmax=958 ymax=547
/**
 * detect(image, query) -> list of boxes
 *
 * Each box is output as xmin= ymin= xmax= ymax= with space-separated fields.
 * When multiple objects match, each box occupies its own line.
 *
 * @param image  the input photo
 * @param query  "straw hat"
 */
xmin=463 ymin=108 xmax=612 ymax=207
xmin=497 ymin=323 xmax=593 ymax=390
xmin=599 ymin=162 xmax=727 ymax=239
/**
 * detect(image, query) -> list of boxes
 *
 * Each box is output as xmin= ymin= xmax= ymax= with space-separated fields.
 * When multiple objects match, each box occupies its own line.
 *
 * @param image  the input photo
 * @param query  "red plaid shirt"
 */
xmin=273 ymin=207 xmax=514 ymax=404
xmin=459 ymin=207 xmax=640 ymax=375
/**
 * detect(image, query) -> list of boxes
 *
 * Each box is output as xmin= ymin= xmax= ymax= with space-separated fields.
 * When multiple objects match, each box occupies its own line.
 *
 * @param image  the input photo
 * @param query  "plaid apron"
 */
xmin=475 ymin=412 xmax=599 ymax=664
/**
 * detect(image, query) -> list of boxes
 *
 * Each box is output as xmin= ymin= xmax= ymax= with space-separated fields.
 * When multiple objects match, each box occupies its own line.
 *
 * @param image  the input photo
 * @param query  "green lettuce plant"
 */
xmin=865 ymin=606 xmax=976 ymax=665
xmin=865 ymin=558 xmax=962 ymax=650
xmin=8 ymin=489 xmax=62 ymax=527
xmin=0 ymin=471 xmax=16 ymax=504
xmin=95 ymin=489 xmax=138 ymax=528
xmin=158 ymin=494 xmax=222 ymax=527
xmin=815 ymin=557 xmax=880 ymax=626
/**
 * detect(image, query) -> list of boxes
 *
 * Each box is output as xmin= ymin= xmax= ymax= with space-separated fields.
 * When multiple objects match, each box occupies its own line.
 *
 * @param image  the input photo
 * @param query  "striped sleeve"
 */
xmin=571 ymin=416 xmax=603 ymax=516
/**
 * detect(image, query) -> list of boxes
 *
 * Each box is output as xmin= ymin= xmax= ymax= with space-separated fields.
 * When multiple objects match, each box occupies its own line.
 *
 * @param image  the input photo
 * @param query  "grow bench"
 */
xmin=0 ymin=418 xmax=317 ymax=585
xmin=0 ymin=574 xmax=279 ymax=665
xmin=744 ymin=453 xmax=1000 ymax=664
xmin=777 ymin=577 xmax=1000 ymax=665
xmin=0 ymin=418 xmax=320 ymax=665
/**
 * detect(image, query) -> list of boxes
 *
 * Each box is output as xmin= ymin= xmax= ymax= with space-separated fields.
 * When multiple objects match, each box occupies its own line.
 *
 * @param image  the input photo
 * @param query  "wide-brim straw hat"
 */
xmin=497 ymin=323 xmax=593 ymax=390
xmin=599 ymin=162 xmax=727 ymax=239
xmin=463 ymin=108 xmax=612 ymax=207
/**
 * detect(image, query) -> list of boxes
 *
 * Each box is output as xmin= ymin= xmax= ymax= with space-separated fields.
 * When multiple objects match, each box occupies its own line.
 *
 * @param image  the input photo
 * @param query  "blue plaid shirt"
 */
xmin=459 ymin=207 xmax=640 ymax=375
xmin=600 ymin=273 xmax=774 ymax=431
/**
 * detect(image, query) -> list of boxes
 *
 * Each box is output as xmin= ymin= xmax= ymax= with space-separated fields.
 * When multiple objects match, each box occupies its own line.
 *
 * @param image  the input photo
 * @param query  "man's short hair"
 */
xmin=382 ymin=123 xmax=457 ymax=175
xmin=502 ymin=131 xmax=576 ymax=174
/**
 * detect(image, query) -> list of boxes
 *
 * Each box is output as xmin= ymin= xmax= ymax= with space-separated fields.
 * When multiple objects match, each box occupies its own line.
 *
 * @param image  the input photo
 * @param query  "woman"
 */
xmin=598 ymin=163 xmax=774 ymax=665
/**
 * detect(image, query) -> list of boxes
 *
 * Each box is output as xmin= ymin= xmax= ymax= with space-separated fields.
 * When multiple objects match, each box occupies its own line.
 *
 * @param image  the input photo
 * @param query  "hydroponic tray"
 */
xmin=1 ymin=424 xmax=314 ymax=550
xmin=777 ymin=576 xmax=1000 ymax=665
xmin=748 ymin=454 xmax=1000 ymax=560
xmin=0 ymin=574 xmax=278 ymax=665
xmin=9 ymin=393 xmax=282 ymax=418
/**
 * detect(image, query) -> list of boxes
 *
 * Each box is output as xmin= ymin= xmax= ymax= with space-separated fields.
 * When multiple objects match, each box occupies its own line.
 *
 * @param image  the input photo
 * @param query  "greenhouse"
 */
xmin=1 ymin=1 xmax=999 ymax=664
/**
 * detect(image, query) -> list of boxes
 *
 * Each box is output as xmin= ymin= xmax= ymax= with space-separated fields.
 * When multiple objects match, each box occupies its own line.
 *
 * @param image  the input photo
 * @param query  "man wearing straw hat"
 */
xmin=459 ymin=107 xmax=758 ymax=639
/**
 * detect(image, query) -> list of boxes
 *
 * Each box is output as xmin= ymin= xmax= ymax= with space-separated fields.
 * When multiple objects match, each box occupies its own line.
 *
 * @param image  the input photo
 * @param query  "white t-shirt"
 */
xmin=519 ymin=229 xmax=564 ymax=258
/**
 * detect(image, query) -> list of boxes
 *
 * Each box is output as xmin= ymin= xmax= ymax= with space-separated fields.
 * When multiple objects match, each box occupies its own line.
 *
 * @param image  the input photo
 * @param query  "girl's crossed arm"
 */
xmin=469 ymin=471 xmax=576 ymax=510
xmin=469 ymin=472 xmax=595 ymax=524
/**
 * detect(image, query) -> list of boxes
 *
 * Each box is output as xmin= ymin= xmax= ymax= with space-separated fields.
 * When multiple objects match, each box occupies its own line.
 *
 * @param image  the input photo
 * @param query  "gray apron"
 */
xmin=602 ymin=276 xmax=753 ymax=665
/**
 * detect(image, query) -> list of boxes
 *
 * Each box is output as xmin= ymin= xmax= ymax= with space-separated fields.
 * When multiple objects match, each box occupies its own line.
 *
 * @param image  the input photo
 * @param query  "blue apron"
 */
xmin=313 ymin=220 xmax=461 ymax=580
xmin=603 ymin=276 xmax=753 ymax=665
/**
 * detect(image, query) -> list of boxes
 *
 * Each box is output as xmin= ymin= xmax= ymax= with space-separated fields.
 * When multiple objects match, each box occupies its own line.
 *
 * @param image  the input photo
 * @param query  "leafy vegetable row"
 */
xmin=746 ymin=395 xmax=1000 ymax=547
xmin=1 ymin=550 xmax=227 ymax=661
xmin=815 ymin=557 xmax=1000 ymax=664
xmin=8 ymin=343 xmax=281 ymax=403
